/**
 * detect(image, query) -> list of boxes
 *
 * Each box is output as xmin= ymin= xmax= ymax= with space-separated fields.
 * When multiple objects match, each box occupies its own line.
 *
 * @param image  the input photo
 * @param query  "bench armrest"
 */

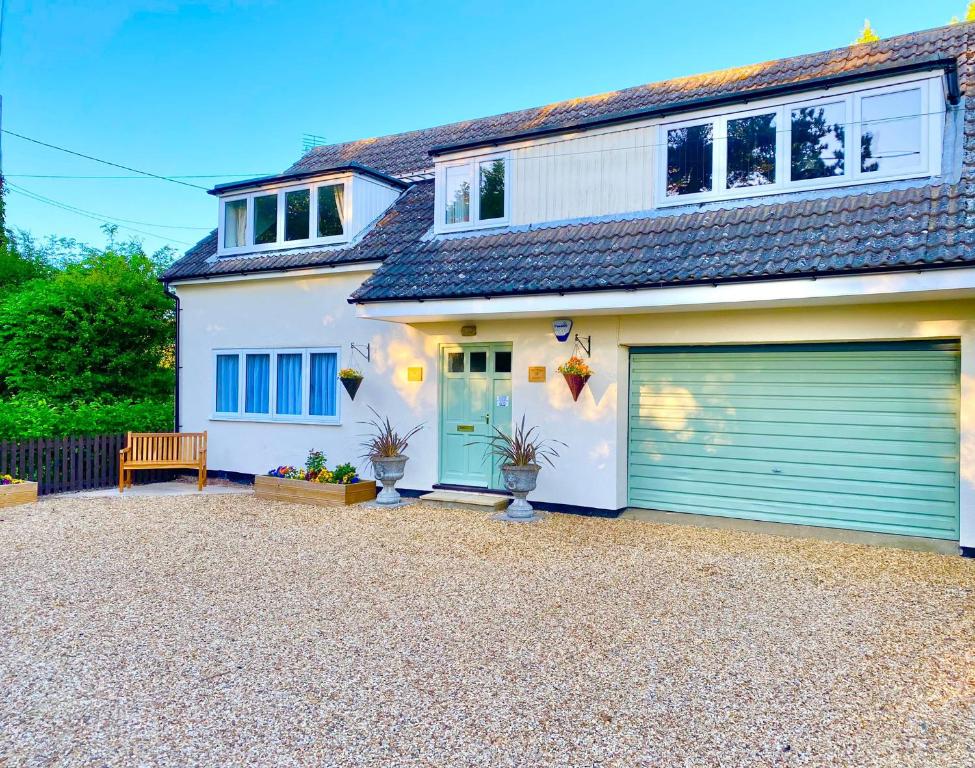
xmin=119 ymin=447 xmax=131 ymax=458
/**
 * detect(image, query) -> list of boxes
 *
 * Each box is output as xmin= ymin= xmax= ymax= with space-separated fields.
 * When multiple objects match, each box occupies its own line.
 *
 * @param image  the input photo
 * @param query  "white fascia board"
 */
xmin=354 ymin=268 xmax=975 ymax=322
xmin=167 ymin=261 xmax=381 ymax=289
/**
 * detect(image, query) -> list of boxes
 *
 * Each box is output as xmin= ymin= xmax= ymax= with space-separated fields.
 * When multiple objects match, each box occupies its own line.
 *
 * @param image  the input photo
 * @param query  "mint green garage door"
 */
xmin=628 ymin=343 xmax=960 ymax=540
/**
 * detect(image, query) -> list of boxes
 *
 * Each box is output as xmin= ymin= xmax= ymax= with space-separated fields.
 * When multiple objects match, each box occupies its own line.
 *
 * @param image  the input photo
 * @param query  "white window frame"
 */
xmin=655 ymin=72 xmax=943 ymax=207
xmin=210 ymin=347 xmax=342 ymax=425
xmin=435 ymin=151 xmax=511 ymax=233
xmin=217 ymin=176 xmax=351 ymax=257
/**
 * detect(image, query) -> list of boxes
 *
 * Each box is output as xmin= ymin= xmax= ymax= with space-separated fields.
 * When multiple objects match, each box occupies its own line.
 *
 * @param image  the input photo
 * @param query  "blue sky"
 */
xmin=3 ymin=0 xmax=966 ymax=255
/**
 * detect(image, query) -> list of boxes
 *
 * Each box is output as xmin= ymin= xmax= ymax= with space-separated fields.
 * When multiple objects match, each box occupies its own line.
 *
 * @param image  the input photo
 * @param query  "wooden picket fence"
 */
xmin=0 ymin=434 xmax=173 ymax=495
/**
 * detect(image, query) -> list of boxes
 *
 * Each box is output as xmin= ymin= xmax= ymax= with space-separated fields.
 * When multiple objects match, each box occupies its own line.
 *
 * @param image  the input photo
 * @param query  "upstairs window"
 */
xmin=437 ymin=153 xmax=509 ymax=231
xmin=223 ymin=199 xmax=247 ymax=248
xmin=658 ymin=75 xmax=939 ymax=205
xmin=254 ymin=194 xmax=278 ymax=244
xmin=218 ymin=181 xmax=349 ymax=254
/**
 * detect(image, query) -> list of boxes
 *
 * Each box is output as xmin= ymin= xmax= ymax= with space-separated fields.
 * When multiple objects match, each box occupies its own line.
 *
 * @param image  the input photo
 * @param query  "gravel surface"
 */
xmin=1 ymin=494 xmax=973 ymax=768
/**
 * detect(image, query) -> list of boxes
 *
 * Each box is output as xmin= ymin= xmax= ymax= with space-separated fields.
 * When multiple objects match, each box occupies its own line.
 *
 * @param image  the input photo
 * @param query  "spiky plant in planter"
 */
xmin=480 ymin=415 xmax=565 ymax=521
xmin=360 ymin=407 xmax=423 ymax=505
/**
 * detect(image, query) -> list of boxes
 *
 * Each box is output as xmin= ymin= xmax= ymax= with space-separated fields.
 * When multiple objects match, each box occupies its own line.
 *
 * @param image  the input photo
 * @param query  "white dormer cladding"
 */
xmin=216 ymin=171 xmax=401 ymax=257
xmin=432 ymin=70 xmax=947 ymax=232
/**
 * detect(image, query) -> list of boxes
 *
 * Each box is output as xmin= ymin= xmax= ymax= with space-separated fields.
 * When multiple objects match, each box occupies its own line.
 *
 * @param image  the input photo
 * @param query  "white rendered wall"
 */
xmin=176 ymin=274 xmax=974 ymax=544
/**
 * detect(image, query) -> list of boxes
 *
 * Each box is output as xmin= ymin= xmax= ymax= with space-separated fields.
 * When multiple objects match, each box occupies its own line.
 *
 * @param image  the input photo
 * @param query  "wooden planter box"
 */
xmin=254 ymin=475 xmax=377 ymax=507
xmin=0 ymin=481 xmax=38 ymax=509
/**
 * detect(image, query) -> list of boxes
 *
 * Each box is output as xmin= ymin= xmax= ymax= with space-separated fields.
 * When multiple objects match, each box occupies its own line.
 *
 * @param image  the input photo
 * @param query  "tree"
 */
xmin=0 ymin=243 xmax=174 ymax=402
xmin=0 ymin=231 xmax=50 ymax=291
xmin=854 ymin=19 xmax=880 ymax=44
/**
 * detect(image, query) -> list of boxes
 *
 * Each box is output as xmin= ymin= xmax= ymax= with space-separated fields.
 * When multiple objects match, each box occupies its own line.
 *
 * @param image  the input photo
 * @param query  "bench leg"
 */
xmin=119 ymin=459 xmax=124 ymax=494
xmin=198 ymin=465 xmax=205 ymax=491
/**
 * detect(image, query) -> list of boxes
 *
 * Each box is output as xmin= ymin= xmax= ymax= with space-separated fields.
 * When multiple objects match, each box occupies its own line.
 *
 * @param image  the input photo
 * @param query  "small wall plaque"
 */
xmin=461 ymin=324 xmax=477 ymax=337
xmin=528 ymin=366 xmax=546 ymax=383
xmin=407 ymin=366 xmax=424 ymax=382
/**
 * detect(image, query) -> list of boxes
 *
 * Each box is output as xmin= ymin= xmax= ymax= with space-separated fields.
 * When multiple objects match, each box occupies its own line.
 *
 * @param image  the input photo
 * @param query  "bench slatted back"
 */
xmin=127 ymin=432 xmax=206 ymax=464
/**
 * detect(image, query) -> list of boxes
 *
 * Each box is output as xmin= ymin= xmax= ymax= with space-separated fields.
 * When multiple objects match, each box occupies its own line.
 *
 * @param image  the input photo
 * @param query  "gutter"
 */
xmin=162 ymin=283 xmax=181 ymax=432
xmin=349 ymin=262 xmax=975 ymax=305
xmin=428 ymin=58 xmax=961 ymax=157
xmin=208 ymin=162 xmax=409 ymax=196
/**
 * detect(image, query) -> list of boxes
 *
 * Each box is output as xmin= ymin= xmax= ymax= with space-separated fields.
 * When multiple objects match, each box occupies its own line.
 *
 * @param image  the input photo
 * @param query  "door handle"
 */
xmin=484 ymin=413 xmax=490 ymax=424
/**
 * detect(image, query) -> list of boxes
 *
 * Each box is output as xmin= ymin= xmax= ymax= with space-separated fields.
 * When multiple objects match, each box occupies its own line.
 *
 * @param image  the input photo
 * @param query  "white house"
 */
xmin=163 ymin=23 xmax=975 ymax=554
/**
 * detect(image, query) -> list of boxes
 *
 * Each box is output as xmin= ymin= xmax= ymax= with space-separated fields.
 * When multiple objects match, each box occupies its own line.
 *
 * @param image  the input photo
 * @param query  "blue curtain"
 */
xmin=215 ymin=354 xmax=239 ymax=412
xmin=276 ymin=353 xmax=303 ymax=415
xmin=245 ymin=354 xmax=270 ymax=414
xmin=309 ymin=352 xmax=337 ymax=416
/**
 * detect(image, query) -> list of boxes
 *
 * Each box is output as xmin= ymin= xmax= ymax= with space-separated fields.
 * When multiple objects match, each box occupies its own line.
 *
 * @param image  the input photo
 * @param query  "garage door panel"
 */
xmin=629 ymin=452 xmax=957 ymax=488
xmin=628 ymin=484 xmax=957 ymax=532
xmin=630 ymin=392 xmax=956 ymax=415
xmin=627 ymin=415 xmax=957 ymax=444
xmin=629 ymin=439 xmax=956 ymax=474
xmin=629 ymin=463 xmax=958 ymax=504
xmin=624 ymin=493 xmax=959 ymax=539
xmin=628 ymin=344 xmax=960 ymax=540
xmin=629 ymin=429 xmax=956 ymax=458
xmin=632 ymin=475 xmax=954 ymax=516
xmin=628 ymin=405 xmax=957 ymax=430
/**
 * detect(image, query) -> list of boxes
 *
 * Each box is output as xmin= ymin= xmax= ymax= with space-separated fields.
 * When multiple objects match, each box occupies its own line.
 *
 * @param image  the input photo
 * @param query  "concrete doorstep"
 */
xmin=419 ymin=490 xmax=511 ymax=513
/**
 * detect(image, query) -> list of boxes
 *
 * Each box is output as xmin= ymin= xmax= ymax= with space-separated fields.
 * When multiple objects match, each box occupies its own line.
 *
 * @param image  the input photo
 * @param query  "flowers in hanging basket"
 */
xmin=557 ymin=356 xmax=593 ymax=377
xmin=557 ymin=356 xmax=593 ymax=402
xmin=0 ymin=474 xmax=23 ymax=485
xmin=339 ymin=368 xmax=363 ymax=380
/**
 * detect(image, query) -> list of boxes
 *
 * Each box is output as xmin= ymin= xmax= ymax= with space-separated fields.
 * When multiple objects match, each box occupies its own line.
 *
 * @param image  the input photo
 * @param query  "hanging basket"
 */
xmin=562 ymin=372 xmax=591 ymax=402
xmin=340 ymin=377 xmax=363 ymax=400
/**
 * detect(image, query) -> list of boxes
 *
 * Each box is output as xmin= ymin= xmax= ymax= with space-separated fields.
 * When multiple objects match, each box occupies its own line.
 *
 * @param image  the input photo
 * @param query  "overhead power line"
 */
xmin=7 ymin=184 xmax=197 ymax=247
xmin=5 ymin=172 xmax=275 ymax=180
xmin=1 ymin=129 xmax=210 ymax=191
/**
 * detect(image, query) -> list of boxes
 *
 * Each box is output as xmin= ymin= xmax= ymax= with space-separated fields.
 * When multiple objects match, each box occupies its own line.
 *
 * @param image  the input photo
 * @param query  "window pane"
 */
xmin=666 ymin=124 xmax=713 ymax=196
xmin=448 ymin=352 xmax=464 ymax=372
xmin=317 ymin=184 xmax=345 ymax=237
xmin=469 ymin=351 xmax=487 ymax=372
xmin=285 ymin=189 xmax=310 ymax=241
xmin=727 ymin=112 xmax=777 ymax=188
xmin=215 ymin=354 xmax=239 ymax=413
xmin=791 ymin=102 xmax=846 ymax=181
xmin=244 ymin=354 xmax=270 ymax=414
xmin=444 ymin=165 xmax=471 ymax=224
xmin=478 ymin=159 xmax=505 ymax=220
xmin=860 ymin=89 xmax=922 ymax=175
xmin=309 ymin=352 xmax=337 ymax=417
xmin=276 ymin=353 xmax=302 ymax=415
xmin=254 ymin=194 xmax=278 ymax=244
xmin=223 ymin=200 xmax=247 ymax=247
xmin=494 ymin=351 xmax=511 ymax=373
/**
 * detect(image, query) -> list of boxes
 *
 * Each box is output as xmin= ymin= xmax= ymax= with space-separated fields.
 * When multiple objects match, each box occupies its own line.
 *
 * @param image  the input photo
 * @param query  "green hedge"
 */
xmin=0 ymin=396 xmax=174 ymax=440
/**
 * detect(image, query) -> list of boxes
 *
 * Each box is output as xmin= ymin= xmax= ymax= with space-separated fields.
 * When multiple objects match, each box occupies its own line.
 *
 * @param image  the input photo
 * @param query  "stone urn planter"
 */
xmin=372 ymin=455 xmax=409 ymax=505
xmin=501 ymin=463 xmax=541 ymax=520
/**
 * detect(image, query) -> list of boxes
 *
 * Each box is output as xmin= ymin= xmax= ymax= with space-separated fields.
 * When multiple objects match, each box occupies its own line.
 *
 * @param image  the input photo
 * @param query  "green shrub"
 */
xmin=0 ymin=396 xmax=174 ymax=440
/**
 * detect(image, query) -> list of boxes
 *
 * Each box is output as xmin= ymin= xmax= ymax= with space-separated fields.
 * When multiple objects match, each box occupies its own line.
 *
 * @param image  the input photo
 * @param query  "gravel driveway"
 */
xmin=1 ymin=494 xmax=973 ymax=767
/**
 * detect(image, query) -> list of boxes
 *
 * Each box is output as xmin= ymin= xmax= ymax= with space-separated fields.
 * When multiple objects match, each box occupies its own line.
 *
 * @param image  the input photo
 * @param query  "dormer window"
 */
xmin=657 ymin=73 xmax=942 ymax=206
xmin=217 ymin=179 xmax=349 ymax=255
xmin=435 ymin=152 xmax=510 ymax=232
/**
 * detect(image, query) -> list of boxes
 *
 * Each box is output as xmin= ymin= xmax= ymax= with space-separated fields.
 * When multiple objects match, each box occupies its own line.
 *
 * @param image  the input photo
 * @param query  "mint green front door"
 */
xmin=440 ymin=343 xmax=513 ymax=488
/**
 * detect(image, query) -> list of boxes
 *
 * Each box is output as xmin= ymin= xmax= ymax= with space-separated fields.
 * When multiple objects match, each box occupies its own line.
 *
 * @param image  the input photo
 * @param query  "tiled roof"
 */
xmin=350 ymin=182 xmax=975 ymax=301
xmin=162 ymin=182 xmax=433 ymax=281
xmin=289 ymin=23 xmax=970 ymax=178
xmin=165 ymin=23 xmax=975 ymax=291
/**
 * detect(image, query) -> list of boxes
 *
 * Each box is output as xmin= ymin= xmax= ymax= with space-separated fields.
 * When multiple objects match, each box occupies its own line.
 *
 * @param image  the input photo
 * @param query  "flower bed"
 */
xmin=0 ymin=475 xmax=38 ymax=508
xmin=254 ymin=451 xmax=376 ymax=507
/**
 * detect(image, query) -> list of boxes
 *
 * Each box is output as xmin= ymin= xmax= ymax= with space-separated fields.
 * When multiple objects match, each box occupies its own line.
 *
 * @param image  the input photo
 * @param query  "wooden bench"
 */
xmin=119 ymin=431 xmax=207 ymax=493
